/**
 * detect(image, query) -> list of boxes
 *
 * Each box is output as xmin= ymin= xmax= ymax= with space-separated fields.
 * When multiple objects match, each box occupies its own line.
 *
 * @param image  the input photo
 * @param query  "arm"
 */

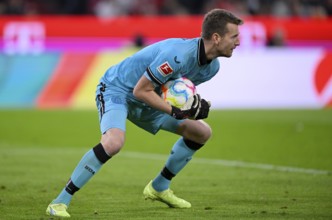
xmin=133 ymin=75 xmax=172 ymax=114
xmin=133 ymin=75 xmax=209 ymax=120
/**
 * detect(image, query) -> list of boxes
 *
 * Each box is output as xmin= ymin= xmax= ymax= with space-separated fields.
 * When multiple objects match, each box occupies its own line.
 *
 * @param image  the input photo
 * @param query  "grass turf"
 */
xmin=0 ymin=109 xmax=331 ymax=219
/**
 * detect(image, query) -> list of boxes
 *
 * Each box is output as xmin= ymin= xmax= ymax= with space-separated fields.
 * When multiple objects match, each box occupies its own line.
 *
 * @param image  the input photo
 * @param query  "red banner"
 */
xmin=0 ymin=16 xmax=331 ymax=40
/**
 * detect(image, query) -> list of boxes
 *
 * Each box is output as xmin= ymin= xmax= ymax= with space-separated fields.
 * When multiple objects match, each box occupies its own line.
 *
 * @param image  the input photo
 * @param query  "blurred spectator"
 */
xmin=2 ymin=0 xmax=25 ymax=14
xmin=133 ymin=34 xmax=145 ymax=48
xmin=266 ymin=26 xmax=286 ymax=47
xmin=271 ymin=0 xmax=291 ymax=17
xmin=129 ymin=0 xmax=160 ymax=16
xmin=247 ymin=0 xmax=261 ymax=15
xmin=0 ymin=0 xmax=331 ymax=17
xmin=325 ymin=0 xmax=332 ymax=15
xmin=0 ymin=1 xmax=5 ymax=14
xmin=159 ymin=0 xmax=188 ymax=15
xmin=93 ymin=0 xmax=160 ymax=17
xmin=61 ymin=0 xmax=89 ymax=15
xmin=93 ymin=0 xmax=129 ymax=17
xmin=177 ymin=0 xmax=206 ymax=14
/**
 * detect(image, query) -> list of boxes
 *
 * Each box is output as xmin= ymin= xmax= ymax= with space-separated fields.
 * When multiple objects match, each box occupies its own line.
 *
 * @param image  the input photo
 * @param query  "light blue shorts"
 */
xmin=95 ymin=82 xmax=184 ymax=135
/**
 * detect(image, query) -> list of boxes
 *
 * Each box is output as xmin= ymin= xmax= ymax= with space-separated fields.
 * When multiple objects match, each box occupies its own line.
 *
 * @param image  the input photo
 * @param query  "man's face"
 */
xmin=217 ymin=23 xmax=240 ymax=57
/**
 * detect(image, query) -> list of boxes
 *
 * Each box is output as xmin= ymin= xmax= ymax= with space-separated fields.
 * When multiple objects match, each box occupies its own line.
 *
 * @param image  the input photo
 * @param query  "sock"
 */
xmin=52 ymin=143 xmax=110 ymax=206
xmin=152 ymin=138 xmax=195 ymax=192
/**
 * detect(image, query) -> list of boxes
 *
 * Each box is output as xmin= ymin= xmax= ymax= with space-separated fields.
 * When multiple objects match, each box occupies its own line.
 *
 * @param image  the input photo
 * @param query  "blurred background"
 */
xmin=0 ymin=0 xmax=331 ymax=17
xmin=0 ymin=0 xmax=331 ymax=109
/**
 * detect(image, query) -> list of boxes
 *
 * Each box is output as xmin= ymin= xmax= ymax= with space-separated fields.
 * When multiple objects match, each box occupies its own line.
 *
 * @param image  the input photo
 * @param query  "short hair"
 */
xmin=201 ymin=9 xmax=243 ymax=39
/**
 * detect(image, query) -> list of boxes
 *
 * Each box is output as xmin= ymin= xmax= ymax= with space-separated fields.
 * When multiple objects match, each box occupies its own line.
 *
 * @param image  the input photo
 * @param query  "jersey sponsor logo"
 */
xmin=157 ymin=62 xmax=173 ymax=77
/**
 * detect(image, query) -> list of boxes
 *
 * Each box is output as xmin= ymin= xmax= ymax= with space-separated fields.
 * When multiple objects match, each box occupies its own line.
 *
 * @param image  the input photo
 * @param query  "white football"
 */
xmin=161 ymin=77 xmax=197 ymax=110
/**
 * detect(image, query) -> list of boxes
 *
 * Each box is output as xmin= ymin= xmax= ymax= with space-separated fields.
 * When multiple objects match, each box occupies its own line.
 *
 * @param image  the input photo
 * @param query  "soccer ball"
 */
xmin=161 ymin=77 xmax=197 ymax=109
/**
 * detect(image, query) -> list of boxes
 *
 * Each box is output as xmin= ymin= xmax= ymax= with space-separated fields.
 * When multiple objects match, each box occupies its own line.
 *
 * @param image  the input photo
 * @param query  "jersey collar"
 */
xmin=197 ymin=38 xmax=210 ymax=66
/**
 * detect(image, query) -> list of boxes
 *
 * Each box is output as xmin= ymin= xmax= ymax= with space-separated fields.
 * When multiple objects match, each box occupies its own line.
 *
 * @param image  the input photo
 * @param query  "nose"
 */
xmin=235 ymin=37 xmax=240 ymax=46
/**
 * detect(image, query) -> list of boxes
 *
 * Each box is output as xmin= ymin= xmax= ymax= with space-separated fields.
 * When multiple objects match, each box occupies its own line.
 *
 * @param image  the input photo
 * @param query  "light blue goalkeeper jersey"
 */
xmin=100 ymin=37 xmax=220 ymax=102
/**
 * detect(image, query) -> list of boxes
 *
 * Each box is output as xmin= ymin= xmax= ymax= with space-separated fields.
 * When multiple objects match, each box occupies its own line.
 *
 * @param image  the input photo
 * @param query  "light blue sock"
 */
xmin=152 ymin=138 xmax=195 ymax=192
xmin=52 ymin=149 xmax=103 ymax=206
xmin=52 ymin=188 xmax=72 ymax=206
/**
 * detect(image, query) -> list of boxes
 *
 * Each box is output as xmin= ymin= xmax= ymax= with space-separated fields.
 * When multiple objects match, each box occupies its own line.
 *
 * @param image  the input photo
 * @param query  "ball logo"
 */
xmin=314 ymin=52 xmax=332 ymax=107
xmin=157 ymin=62 xmax=173 ymax=77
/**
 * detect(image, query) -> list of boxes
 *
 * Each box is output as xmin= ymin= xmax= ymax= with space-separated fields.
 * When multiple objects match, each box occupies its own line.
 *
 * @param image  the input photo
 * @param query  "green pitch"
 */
xmin=0 ymin=109 xmax=331 ymax=219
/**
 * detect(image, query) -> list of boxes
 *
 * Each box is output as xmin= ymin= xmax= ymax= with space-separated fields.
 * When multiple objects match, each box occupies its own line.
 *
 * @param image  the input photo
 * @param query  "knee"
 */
xmin=191 ymin=120 xmax=212 ymax=144
xmin=198 ymin=120 xmax=212 ymax=143
xmin=100 ymin=129 xmax=125 ymax=156
xmin=101 ymin=136 xmax=124 ymax=156
xmin=180 ymin=120 xmax=212 ymax=144
xmin=183 ymin=122 xmax=212 ymax=151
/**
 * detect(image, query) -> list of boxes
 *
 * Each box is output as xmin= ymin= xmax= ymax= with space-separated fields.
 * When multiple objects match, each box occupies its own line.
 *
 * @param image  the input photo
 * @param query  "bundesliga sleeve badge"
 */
xmin=157 ymin=62 xmax=173 ymax=77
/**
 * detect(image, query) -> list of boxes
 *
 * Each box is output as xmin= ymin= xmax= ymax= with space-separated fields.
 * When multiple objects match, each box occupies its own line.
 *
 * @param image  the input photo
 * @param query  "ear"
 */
xmin=212 ymin=33 xmax=222 ymax=45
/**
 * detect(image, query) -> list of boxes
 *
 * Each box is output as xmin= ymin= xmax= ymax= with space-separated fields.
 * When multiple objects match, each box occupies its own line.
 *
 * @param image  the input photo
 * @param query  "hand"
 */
xmin=171 ymin=94 xmax=200 ymax=119
xmin=194 ymin=98 xmax=211 ymax=120
xmin=170 ymin=94 xmax=211 ymax=120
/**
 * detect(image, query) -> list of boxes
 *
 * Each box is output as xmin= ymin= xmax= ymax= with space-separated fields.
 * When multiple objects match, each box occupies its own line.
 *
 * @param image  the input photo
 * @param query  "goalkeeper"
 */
xmin=46 ymin=8 xmax=242 ymax=218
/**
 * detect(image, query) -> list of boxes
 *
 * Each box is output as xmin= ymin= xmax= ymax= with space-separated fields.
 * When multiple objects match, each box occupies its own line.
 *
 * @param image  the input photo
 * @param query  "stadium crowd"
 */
xmin=0 ymin=0 xmax=331 ymax=18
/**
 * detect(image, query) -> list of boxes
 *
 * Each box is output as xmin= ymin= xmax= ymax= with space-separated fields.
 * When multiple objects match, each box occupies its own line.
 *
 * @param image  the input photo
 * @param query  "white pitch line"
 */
xmin=120 ymin=151 xmax=331 ymax=175
xmin=0 ymin=142 xmax=330 ymax=175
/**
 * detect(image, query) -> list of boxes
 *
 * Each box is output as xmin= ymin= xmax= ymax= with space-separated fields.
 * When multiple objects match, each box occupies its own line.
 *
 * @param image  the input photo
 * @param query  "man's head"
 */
xmin=202 ymin=9 xmax=243 ymax=58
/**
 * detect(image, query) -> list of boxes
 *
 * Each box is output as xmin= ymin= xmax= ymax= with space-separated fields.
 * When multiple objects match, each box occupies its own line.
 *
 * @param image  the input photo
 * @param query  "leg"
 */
xmin=46 ymin=129 xmax=125 ymax=217
xmin=144 ymin=119 xmax=212 ymax=208
xmin=46 ymin=86 xmax=128 ymax=217
xmin=153 ymin=119 xmax=211 ymax=190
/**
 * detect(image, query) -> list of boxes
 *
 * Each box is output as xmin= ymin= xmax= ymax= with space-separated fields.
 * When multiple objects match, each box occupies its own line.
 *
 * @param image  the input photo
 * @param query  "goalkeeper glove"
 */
xmin=170 ymin=94 xmax=211 ymax=120
xmin=195 ymin=98 xmax=211 ymax=120
xmin=171 ymin=94 xmax=200 ymax=119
